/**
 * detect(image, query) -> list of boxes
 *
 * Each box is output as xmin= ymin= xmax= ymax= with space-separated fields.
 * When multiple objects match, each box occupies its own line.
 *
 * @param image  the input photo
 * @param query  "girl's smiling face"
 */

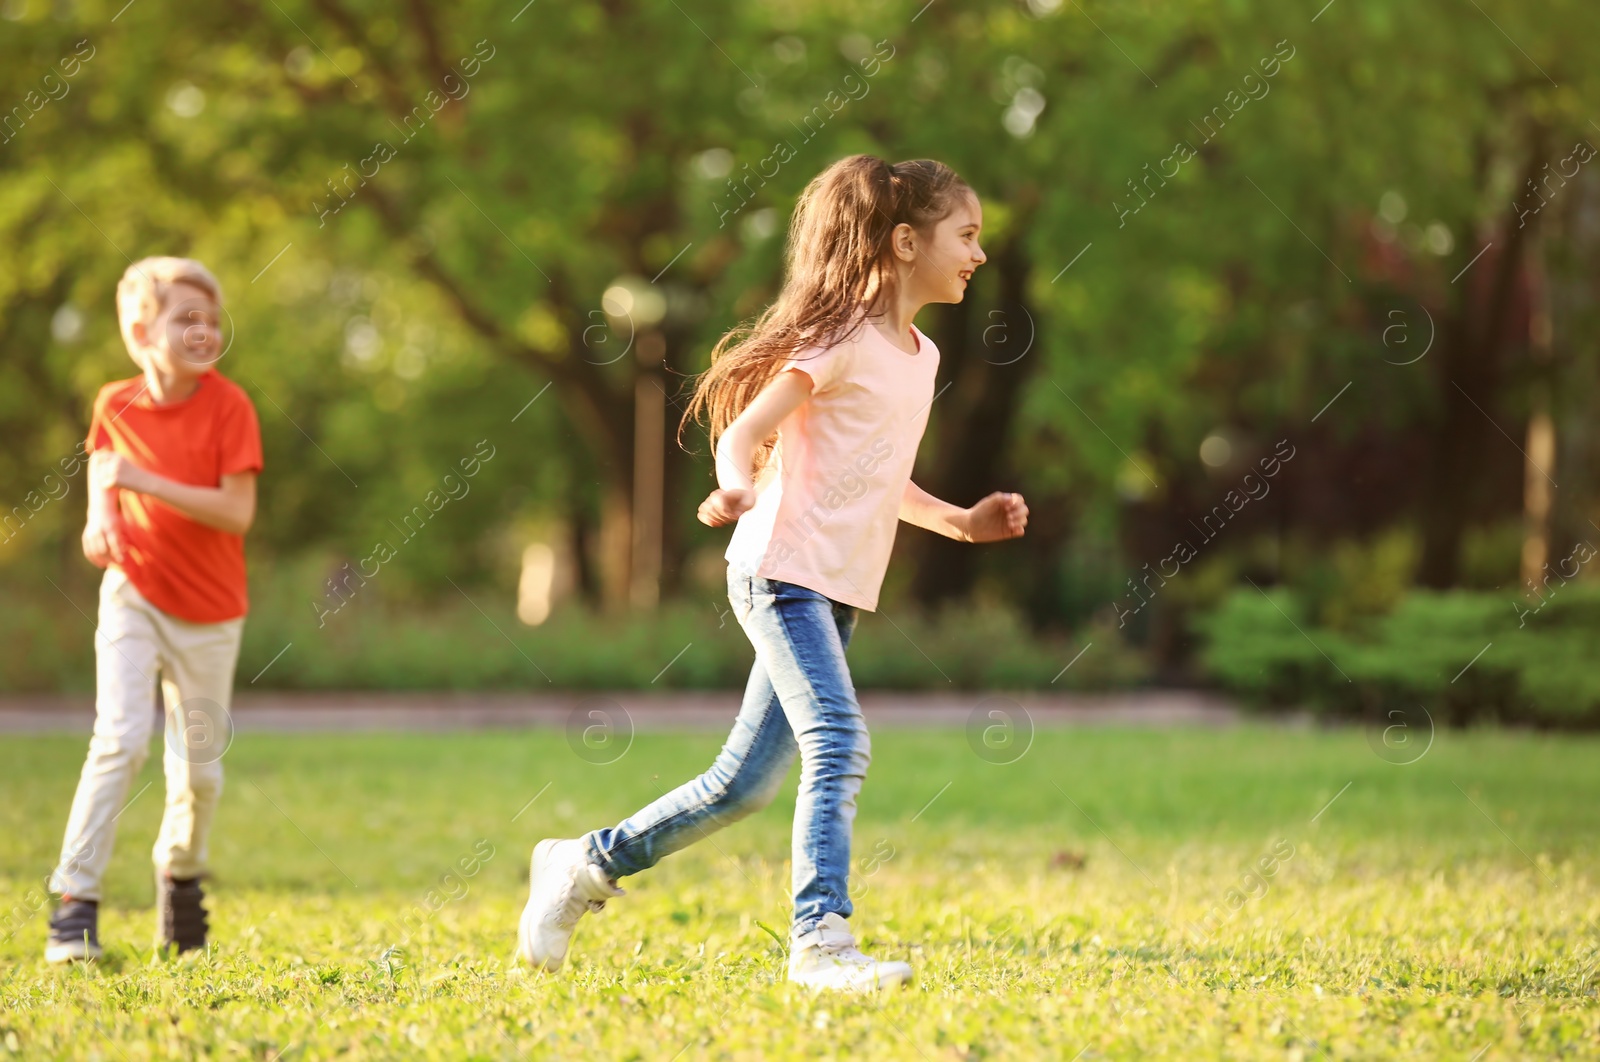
xmin=897 ymin=192 xmax=987 ymax=306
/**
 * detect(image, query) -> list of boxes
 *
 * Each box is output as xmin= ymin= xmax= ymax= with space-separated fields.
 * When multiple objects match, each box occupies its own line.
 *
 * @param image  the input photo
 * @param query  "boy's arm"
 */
xmin=82 ymin=485 xmax=127 ymax=567
xmin=89 ymin=451 xmax=257 ymax=535
xmin=900 ymin=481 xmax=1028 ymax=543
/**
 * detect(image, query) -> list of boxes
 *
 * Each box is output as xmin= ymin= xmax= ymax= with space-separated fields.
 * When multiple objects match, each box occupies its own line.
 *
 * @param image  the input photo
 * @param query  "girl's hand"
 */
xmin=698 ymin=488 xmax=756 ymax=527
xmin=962 ymin=491 xmax=1028 ymax=543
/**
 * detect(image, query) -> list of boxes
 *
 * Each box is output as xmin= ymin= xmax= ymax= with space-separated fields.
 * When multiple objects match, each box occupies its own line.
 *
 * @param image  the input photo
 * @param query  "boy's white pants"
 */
xmin=51 ymin=568 xmax=244 ymax=900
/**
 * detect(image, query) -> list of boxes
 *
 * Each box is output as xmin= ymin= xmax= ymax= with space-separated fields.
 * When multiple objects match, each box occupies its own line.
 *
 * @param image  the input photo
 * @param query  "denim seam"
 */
xmin=773 ymin=588 xmax=862 ymax=932
xmin=772 ymin=594 xmax=831 ymax=731
xmin=772 ymin=597 xmax=821 ymax=935
xmin=773 ymin=591 xmax=859 ymax=729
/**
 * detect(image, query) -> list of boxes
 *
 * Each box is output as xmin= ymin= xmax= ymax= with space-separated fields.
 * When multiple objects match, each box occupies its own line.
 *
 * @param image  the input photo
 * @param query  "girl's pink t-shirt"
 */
xmin=725 ymin=321 xmax=939 ymax=611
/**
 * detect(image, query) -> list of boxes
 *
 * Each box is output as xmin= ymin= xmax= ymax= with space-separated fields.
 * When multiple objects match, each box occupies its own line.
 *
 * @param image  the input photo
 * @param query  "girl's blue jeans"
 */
xmin=582 ymin=572 xmax=870 ymax=935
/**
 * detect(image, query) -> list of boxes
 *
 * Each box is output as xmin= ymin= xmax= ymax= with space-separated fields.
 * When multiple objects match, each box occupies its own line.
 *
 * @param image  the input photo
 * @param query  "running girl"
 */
xmin=517 ymin=155 xmax=1028 ymax=991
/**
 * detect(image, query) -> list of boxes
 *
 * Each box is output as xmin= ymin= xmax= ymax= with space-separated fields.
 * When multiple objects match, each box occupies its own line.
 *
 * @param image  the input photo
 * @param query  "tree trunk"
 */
xmin=630 ymin=331 xmax=667 ymax=608
xmin=657 ymin=324 xmax=701 ymax=601
xmin=1417 ymin=137 xmax=1543 ymax=587
xmin=1520 ymin=236 xmax=1555 ymax=591
xmin=597 ymin=483 xmax=633 ymax=609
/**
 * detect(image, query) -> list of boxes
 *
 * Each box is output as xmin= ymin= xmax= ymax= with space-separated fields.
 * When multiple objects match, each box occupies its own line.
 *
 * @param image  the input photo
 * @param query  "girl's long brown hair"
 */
xmin=682 ymin=154 xmax=972 ymax=473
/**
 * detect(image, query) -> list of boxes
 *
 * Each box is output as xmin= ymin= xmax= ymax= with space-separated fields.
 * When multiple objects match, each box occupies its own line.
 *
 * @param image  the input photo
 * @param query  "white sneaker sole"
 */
xmin=516 ymin=838 xmax=563 ymax=972
xmin=45 ymin=940 xmax=102 ymax=965
xmin=789 ymin=961 xmax=914 ymax=992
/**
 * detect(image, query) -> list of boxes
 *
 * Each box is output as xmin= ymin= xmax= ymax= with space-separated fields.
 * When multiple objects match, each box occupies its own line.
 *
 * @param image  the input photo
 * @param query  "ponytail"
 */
xmin=682 ymin=154 xmax=971 ymax=471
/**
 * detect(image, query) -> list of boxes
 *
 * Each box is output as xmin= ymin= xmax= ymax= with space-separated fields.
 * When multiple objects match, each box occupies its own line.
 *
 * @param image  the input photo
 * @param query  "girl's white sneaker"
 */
xmin=787 ymin=913 xmax=913 ymax=991
xmin=516 ymin=838 xmax=623 ymax=972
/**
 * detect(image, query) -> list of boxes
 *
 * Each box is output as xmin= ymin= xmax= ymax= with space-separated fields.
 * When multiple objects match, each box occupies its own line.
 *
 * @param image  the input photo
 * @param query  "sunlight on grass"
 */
xmin=1 ymin=727 xmax=1595 ymax=1058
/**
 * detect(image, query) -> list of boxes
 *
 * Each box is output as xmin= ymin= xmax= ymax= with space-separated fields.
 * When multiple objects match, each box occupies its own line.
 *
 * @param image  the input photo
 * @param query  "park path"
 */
xmin=0 ymin=690 xmax=1258 ymax=733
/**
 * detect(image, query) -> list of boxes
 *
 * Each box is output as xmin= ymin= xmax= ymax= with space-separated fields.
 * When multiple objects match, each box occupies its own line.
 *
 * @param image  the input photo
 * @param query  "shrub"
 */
xmin=0 ymin=565 xmax=1147 ymax=693
xmin=1195 ymin=585 xmax=1600 ymax=726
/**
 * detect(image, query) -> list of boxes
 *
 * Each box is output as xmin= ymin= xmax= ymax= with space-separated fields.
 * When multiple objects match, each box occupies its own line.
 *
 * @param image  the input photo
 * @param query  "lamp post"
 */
xmin=603 ymin=276 xmax=669 ymax=610
xmin=632 ymin=330 xmax=666 ymax=609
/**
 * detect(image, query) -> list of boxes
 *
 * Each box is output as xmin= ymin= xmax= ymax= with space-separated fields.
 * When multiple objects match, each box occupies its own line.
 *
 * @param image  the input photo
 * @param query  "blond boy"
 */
xmin=46 ymin=257 xmax=262 ymax=962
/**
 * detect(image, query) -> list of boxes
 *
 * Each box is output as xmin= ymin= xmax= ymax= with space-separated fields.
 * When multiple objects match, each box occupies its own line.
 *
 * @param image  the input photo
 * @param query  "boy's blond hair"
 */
xmin=116 ymin=257 xmax=223 ymax=352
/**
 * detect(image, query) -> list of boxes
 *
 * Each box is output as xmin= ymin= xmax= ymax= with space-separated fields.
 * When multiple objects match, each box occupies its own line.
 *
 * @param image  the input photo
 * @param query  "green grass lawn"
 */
xmin=0 ymin=724 xmax=1596 ymax=1059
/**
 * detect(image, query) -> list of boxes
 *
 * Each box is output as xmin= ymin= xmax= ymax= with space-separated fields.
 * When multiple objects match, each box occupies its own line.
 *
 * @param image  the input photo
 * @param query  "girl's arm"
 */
xmin=901 ymin=481 xmax=1029 ymax=543
xmin=89 ymin=451 xmax=257 ymax=535
xmin=698 ymin=369 xmax=815 ymax=526
xmin=900 ymin=480 xmax=971 ymax=540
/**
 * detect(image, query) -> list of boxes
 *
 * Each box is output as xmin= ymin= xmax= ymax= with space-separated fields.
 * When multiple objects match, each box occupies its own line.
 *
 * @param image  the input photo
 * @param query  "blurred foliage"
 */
xmin=3 ymin=0 xmax=1599 ymax=690
xmin=1197 ymin=582 xmax=1600 ymax=724
xmin=0 ymin=559 xmax=1140 ymax=692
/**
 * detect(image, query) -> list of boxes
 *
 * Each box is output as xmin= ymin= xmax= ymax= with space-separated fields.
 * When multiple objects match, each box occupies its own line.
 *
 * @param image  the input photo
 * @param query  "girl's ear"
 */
xmin=891 ymin=221 xmax=917 ymax=262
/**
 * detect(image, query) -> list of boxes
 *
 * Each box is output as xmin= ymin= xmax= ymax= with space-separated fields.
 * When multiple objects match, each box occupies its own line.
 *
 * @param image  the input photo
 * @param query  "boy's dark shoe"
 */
xmin=45 ymin=897 xmax=102 ymax=964
xmin=155 ymin=873 xmax=209 ymax=956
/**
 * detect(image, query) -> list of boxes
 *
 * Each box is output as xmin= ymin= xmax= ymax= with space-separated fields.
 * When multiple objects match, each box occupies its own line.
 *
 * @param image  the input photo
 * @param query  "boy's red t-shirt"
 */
xmin=88 ymin=371 xmax=263 ymax=624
